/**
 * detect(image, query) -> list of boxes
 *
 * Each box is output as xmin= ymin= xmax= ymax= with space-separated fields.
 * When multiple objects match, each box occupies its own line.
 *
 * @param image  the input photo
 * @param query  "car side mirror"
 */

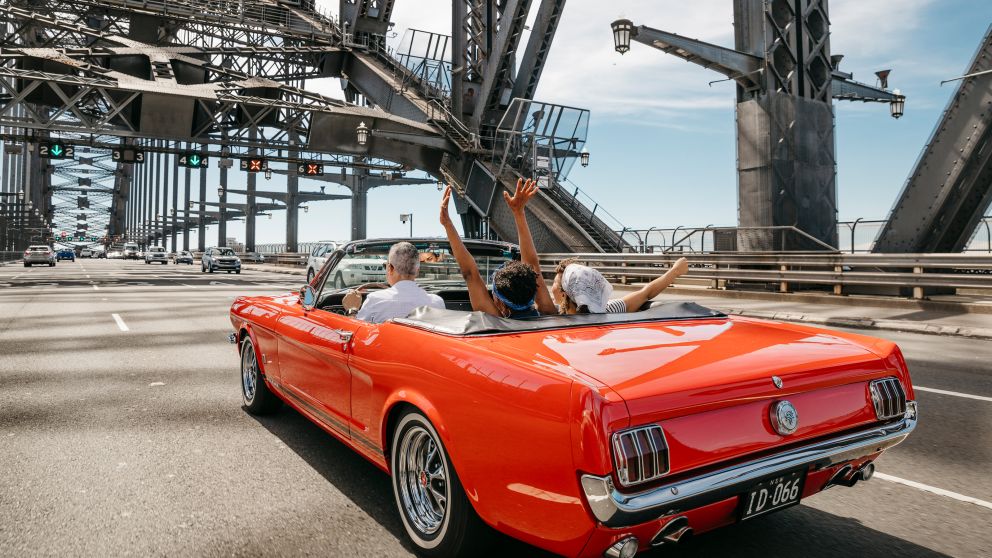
xmin=300 ymin=285 xmax=316 ymax=311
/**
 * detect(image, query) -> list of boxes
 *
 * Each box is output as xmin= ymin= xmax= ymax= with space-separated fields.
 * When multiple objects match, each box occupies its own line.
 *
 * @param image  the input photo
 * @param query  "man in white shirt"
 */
xmin=351 ymin=242 xmax=445 ymax=323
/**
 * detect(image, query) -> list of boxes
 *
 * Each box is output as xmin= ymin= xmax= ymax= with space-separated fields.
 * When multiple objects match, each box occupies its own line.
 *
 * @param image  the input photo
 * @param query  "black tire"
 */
xmin=208 ymin=266 xmax=214 ymax=273
xmin=23 ymin=263 xmax=29 ymax=267
xmin=201 ymin=264 xmax=206 ymax=273
xmin=236 ymin=269 xmax=241 ymax=274
xmin=306 ymin=267 xmax=315 ymax=284
xmin=391 ymin=410 xmax=491 ymax=557
xmin=333 ymin=272 xmax=345 ymax=289
xmin=239 ymin=337 xmax=281 ymax=415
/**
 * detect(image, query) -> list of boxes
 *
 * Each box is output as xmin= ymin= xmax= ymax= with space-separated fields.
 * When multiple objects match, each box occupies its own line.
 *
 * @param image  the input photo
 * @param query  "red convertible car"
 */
xmin=229 ymin=238 xmax=917 ymax=558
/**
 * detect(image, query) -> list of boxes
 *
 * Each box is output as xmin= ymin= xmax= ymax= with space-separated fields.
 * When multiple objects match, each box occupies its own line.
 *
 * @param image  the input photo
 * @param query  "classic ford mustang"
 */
xmin=229 ymin=238 xmax=917 ymax=558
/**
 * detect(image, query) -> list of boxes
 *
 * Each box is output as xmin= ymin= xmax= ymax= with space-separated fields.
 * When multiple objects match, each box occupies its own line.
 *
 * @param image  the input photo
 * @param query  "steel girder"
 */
xmin=874 ymin=25 xmax=992 ymax=253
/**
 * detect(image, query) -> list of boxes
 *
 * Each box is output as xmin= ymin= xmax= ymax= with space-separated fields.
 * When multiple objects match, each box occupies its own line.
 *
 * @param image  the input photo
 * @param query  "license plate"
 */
xmin=739 ymin=469 xmax=806 ymax=521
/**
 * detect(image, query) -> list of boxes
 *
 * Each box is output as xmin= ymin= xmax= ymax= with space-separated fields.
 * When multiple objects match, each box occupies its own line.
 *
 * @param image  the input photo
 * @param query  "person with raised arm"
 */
xmin=503 ymin=178 xmax=559 ymax=315
xmin=504 ymin=179 xmax=690 ymax=314
xmin=439 ymin=185 xmax=542 ymax=319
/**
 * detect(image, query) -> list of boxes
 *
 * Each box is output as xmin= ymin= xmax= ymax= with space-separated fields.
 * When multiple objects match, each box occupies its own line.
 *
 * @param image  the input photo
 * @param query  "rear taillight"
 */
xmin=612 ymin=425 xmax=669 ymax=487
xmin=870 ymin=377 xmax=907 ymax=420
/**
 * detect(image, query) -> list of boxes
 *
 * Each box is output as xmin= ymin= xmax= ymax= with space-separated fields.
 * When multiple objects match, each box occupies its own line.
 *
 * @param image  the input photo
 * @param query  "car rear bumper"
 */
xmin=580 ymin=406 xmax=917 ymax=528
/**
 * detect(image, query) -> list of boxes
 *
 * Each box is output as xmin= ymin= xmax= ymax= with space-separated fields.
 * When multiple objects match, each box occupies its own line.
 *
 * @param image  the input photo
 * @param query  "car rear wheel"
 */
xmin=391 ymin=411 xmax=490 ymax=557
xmin=240 ymin=337 xmax=281 ymax=415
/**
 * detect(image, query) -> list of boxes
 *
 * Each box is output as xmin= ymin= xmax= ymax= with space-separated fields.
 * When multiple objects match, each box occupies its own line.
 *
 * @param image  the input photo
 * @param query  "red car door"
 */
xmin=276 ymin=304 xmax=365 ymax=437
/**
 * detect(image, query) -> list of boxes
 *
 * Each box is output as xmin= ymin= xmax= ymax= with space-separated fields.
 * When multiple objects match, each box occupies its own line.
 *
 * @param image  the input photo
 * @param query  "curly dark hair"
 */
xmin=492 ymin=260 xmax=538 ymax=307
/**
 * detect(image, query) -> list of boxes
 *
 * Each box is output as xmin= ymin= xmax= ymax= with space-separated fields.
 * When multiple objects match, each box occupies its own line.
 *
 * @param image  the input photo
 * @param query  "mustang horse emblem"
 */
xmin=771 ymin=400 xmax=799 ymax=435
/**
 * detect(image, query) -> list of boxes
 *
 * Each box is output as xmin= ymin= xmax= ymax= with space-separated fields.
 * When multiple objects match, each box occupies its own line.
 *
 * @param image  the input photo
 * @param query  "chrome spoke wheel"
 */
xmin=241 ymin=344 xmax=258 ymax=403
xmin=398 ymin=426 xmax=448 ymax=536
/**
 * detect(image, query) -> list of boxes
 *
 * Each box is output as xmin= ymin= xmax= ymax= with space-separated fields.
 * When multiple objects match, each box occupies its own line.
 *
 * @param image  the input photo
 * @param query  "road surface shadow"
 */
xmin=253 ymin=407 xmax=948 ymax=558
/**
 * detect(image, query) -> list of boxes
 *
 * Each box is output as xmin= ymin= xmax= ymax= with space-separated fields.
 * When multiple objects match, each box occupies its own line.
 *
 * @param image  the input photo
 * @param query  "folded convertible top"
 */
xmin=394 ymin=301 xmax=725 ymax=336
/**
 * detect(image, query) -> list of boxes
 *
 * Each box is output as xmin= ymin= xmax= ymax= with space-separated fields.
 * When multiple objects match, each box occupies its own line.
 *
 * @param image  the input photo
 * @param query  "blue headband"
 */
xmin=492 ymin=286 xmax=535 ymax=312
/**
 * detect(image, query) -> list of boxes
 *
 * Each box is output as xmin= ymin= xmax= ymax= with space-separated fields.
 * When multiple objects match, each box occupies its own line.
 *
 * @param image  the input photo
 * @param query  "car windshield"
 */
xmin=325 ymin=241 xmax=515 ymax=289
xmin=217 ymin=249 xmax=236 ymax=256
xmin=29 ymin=246 xmax=49 ymax=251
xmin=151 ymin=247 xmax=165 ymax=253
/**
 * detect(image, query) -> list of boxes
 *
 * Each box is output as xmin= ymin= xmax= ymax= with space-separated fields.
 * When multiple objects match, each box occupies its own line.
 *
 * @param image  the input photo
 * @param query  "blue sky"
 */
xmin=186 ymin=0 xmax=992 ymax=249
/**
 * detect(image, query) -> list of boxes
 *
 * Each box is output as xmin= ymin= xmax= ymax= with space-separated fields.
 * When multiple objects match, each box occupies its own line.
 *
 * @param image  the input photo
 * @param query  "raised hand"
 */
xmin=503 ymin=178 xmax=539 ymax=215
xmin=439 ymin=185 xmax=454 ymax=229
xmin=671 ymin=257 xmax=689 ymax=277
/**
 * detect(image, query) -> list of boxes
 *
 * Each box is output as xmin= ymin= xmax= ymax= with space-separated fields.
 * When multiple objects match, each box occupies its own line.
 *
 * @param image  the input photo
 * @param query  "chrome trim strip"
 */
xmin=582 ymin=412 xmax=917 ymax=528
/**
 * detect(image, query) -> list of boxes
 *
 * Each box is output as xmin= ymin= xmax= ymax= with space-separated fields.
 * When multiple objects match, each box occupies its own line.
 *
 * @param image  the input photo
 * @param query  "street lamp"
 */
xmin=356 ymin=121 xmax=370 ymax=146
xmin=580 ymin=148 xmax=590 ymax=167
xmin=217 ymin=187 xmax=225 ymax=197
xmin=611 ymin=19 xmax=635 ymax=54
xmin=265 ymin=169 xmax=272 ymax=180
xmin=890 ymin=90 xmax=905 ymax=119
xmin=302 ymin=205 xmax=309 ymax=213
xmin=399 ymin=213 xmax=413 ymax=237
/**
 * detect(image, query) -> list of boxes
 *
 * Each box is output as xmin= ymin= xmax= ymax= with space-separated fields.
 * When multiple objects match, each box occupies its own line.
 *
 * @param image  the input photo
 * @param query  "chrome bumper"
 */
xmin=581 ymin=409 xmax=917 ymax=528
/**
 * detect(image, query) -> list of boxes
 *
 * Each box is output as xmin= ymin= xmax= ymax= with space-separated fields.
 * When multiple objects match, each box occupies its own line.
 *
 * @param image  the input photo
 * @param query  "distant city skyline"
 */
xmin=177 ymin=0 xmax=992 ymax=251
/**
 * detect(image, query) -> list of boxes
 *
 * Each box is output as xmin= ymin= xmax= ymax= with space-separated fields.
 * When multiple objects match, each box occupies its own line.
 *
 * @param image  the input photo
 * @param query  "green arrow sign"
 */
xmin=51 ymin=144 xmax=64 ymax=157
xmin=189 ymin=154 xmax=201 ymax=167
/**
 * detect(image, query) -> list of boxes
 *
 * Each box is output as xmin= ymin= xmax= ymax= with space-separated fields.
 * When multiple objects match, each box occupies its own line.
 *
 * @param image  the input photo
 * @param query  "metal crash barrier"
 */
xmin=537 ymin=253 xmax=992 ymax=300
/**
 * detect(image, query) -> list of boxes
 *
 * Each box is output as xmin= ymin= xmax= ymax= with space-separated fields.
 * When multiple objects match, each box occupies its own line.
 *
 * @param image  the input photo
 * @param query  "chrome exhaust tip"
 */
xmin=859 ymin=462 xmax=875 ymax=482
xmin=604 ymin=536 xmax=639 ymax=558
xmin=651 ymin=516 xmax=692 ymax=546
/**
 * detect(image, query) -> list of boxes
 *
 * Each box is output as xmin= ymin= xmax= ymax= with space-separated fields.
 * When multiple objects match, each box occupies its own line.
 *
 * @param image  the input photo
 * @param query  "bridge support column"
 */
xmin=170 ymin=152 xmax=178 ymax=252
xmin=197 ymin=164 xmax=206 ymax=252
xmin=183 ymin=162 xmax=191 ymax=252
xmin=286 ymin=134 xmax=300 ymax=252
xmin=218 ymin=163 xmax=227 ymax=248
xmin=351 ymin=170 xmax=368 ymax=241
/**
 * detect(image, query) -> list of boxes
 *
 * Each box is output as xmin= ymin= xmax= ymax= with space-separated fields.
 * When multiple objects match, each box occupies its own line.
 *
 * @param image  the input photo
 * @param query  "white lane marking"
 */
xmin=92 ymin=284 xmax=100 ymax=291
xmin=914 ymin=386 xmax=992 ymax=403
xmin=179 ymin=283 xmax=198 ymax=289
xmin=111 ymin=313 xmax=129 ymax=332
xmin=12 ymin=274 xmax=21 ymax=279
xmin=875 ymin=472 xmax=992 ymax=510
xmin=85 ymin=274 xmax=90 ymax=279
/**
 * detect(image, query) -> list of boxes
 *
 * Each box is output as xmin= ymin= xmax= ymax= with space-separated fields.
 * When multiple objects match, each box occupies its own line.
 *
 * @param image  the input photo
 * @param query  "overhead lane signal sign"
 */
xmin=111 ymin=148 xmax=145 ymax=164
xmin=40 ymin=142 xmax=73 ymax=159
xmin=241 ymin=158 xmax=268 ymax=172
xmin=180 ymin=153 xmax=208 ymax=168
xmin=298 ymin=163 xmax=324 ymax=176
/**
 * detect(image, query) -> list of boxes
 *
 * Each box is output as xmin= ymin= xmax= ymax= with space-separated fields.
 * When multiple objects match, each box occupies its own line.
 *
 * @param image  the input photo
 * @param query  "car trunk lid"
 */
xmin=467 ymin=315 xmax=895 ymax=476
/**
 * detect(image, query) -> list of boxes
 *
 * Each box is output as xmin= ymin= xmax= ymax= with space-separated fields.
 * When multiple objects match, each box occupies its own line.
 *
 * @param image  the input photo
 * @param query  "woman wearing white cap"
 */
xmin=504 ymin=178 xmax=688 ymax=314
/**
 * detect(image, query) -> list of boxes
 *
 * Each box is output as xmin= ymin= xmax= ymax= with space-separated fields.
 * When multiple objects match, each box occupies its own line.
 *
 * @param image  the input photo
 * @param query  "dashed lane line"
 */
xmin=875 ymin=472 xmax=992 ymax=511
xmin=111 ymin=313 xmax=129 ymax=332
xmin=914 ymin=386 xmax=992 ymax=403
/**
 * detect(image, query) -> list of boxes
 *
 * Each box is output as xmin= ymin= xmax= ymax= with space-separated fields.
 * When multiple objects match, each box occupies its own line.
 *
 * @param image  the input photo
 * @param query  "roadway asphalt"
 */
xmin=0 ymin=259 xmax=989 ymax=557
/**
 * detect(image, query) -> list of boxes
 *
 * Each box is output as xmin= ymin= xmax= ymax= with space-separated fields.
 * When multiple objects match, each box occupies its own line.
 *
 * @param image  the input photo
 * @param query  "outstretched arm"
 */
xmin=440 ymin=186 xmax=500 ymax=316
xmin=620 ymin=257 xmax=689 ymax=311
xmin=504 ymin=178 xmax=557 ymax=315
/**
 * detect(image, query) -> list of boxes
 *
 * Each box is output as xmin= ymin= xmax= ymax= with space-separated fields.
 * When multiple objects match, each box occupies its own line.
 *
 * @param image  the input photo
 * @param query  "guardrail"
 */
xmin=0 ymin=251 xmax=21 ymax=265
xmin=538 ymin=252 xmax=992 ymax=300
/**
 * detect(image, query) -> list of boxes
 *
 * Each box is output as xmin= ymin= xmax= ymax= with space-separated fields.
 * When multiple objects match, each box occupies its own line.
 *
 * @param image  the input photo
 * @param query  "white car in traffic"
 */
xmin=144 ymin=245 xmax=169 ymax=264
xmin=305 ymin=241 xmax=340 ymax=283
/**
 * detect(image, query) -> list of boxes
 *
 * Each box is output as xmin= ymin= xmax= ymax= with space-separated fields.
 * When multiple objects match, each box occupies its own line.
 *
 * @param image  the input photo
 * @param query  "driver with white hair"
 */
xmin=351 ymin=242 xmax=445 ymax=323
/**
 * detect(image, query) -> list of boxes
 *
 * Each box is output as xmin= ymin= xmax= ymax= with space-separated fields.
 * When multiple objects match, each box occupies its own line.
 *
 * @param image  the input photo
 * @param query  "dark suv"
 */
xmin=201 ymin=247 xmax=242 ymax=274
